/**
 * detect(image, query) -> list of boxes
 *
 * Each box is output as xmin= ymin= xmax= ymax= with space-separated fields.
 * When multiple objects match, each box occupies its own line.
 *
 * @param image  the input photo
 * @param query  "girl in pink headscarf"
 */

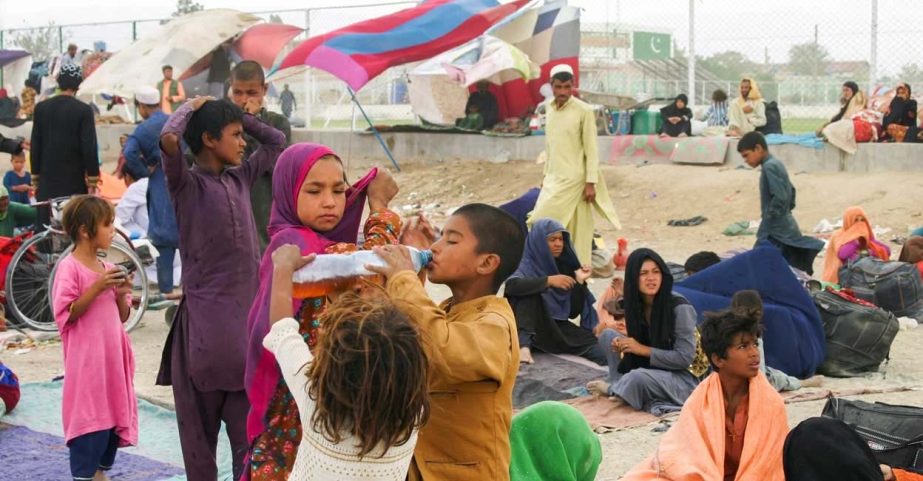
xmin=243 ymin=143 xmax=402 ymax=480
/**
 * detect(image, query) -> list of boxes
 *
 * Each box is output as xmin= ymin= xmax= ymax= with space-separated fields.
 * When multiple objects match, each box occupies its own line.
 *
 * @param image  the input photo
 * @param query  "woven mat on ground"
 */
xmin=3 ymin=382 xmax=234 ymax=480
xmin=513 ymin=352 xmax=607 ymax=410
xmin=0 ymin=423 xmax=184 ymax=481
xmin=562 ymin=396 xmax=663 ymax=433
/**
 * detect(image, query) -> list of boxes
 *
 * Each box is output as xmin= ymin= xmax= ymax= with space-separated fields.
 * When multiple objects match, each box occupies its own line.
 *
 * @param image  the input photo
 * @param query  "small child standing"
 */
xmin=261 ymin=245 xmax=429 ymax=480
xmin=51 ymin=195 xmax=137 ymax=481
xmin=738 ymin=131 xmax=824 ymax=275
xmin=4 ymin=152 xmax=32 ymax=204
xmin=369 ymin=204 xmax=526 ymax=481
xmin=155 ymin=96 xmax=285 ymax=480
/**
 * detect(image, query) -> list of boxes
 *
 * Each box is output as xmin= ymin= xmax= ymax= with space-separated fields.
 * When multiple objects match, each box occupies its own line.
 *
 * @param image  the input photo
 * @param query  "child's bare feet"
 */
xmin=801 ymin=375 xmax=825 ymax=388
xmin=587 ymin=380 xmax=610 ymax=398
xmin=519 ymin=346 xmax=534 ymax=364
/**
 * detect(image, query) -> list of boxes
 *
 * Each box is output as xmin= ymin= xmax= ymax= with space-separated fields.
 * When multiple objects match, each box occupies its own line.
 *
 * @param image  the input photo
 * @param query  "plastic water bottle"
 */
xmin=291 ymin=247 xmax=433 ymax=298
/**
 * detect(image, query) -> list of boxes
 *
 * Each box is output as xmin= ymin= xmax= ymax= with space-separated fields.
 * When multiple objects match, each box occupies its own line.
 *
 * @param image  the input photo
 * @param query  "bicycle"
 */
xmin=3 ymin=197 xmax=151 ymax=332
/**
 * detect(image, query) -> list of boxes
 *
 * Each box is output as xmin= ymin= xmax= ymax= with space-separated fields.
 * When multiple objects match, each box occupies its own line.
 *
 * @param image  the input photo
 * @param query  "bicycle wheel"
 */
xmin=49 ymin=239 xmax=150 ymax=333
xmin=5 ymin=231 xmax=72 ymax=331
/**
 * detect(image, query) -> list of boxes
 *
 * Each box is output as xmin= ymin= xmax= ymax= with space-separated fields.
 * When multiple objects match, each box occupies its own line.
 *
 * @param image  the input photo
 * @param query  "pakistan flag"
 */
xmin=632 ymin=31 xmax=671 ymax=60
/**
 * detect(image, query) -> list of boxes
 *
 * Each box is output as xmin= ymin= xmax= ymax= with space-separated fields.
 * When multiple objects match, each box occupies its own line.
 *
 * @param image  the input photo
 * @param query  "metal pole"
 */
xmin=348 ymin=87 xmax=400 ymax=172
xmin=303 ymin=9 xmax=312 ymax=128
xmin=687 ymin=0 xmax=695 ymax=106
xmin=870 ymin=0 xmax=879 ymax=88
xmin=132 ymin=21 xmax=137 ymax=41
xmin=58 ymin=26 xmax=64 ymax=53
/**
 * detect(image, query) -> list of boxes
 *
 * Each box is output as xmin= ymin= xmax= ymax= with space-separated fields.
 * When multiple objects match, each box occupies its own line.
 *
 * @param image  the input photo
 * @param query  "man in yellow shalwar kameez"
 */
xmin=529 ymin=64 xmax=620 ymax=264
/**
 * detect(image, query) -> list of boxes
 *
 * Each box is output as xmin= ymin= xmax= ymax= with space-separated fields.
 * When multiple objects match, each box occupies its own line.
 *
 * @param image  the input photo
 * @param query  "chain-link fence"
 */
xmin=583 ymin=0 xmax=923 ymax=132
xmin=3 ymin=1 xmax=923 ymax=132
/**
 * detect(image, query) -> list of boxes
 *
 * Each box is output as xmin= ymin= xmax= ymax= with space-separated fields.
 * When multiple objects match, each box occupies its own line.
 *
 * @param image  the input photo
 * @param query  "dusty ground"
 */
xmin=4 ymin=159 xmax=923 ymax=479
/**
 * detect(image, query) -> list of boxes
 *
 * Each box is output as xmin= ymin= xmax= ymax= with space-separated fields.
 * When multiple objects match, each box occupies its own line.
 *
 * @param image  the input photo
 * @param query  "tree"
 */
xmin=787 ymin=42 xmax=830 ymax=77
xmin=698 ymin=51 xmax=758 ymax=82
xmin=161 ymin=0 xmax=204 ymax=23
xmin=897 ymin=63 xmax=923 ymax=85
xmin=269 ymin=14 xmax=284 ymax=24
xmin=10 ymin=23 xmax=62 ymax=60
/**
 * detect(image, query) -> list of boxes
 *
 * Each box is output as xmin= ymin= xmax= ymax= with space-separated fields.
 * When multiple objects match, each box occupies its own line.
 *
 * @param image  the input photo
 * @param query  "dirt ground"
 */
xmin=4 ymin=159 xmax=923 ymax=479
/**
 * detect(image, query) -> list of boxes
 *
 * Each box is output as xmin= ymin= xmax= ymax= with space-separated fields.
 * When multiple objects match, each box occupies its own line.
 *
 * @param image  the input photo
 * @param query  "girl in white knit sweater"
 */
xmin=262 ymin=245 xmax=431 ymax=481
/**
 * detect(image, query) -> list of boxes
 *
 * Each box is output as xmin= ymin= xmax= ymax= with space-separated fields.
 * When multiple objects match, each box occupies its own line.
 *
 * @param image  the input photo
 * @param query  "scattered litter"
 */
xmin=668 ymin=216 xmax=707 ymax=227
xmin=14 ymin=348 xmax=33 ymax=355
xmin=898 ymin=317 xmax=919 ymax=331
xmin=872 ymin=225 xmax=892 ymax=237
xmin=648 ymin=191 xmax=658 ymax=199
xmin=813 ymin=218 xmax=839 ymax=234
xmin=724 ymin=220 xmax=758 ymax=236
xmin=487 ymin=151 xmax=510 ymax=164
xmin=635 ymin=160 xmax=650 ymax=168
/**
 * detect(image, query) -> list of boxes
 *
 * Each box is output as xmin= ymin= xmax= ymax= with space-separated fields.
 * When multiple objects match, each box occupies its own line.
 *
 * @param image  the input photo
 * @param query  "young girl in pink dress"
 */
xmin=51 ymin=195 xmax=138 ymax=481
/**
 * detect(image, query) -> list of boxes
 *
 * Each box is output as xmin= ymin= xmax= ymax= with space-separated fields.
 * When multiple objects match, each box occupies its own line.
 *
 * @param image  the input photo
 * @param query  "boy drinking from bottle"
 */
xmin=368 ymin=203 xmax=525 ymax=481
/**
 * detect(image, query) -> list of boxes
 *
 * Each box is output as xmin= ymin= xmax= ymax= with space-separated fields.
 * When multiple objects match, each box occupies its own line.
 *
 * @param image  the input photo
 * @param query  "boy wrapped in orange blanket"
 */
xmin=622 ymin=307 xmax=789 ymax=481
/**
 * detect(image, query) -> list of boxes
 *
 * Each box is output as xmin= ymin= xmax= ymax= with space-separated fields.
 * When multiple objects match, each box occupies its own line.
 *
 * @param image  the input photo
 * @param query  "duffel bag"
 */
xmin=823 ymin=396 xmax=923 ymax=473
xmin=839 ymin=256 xmax=923 ymax=319
xmin=814 ymin=289 xmax=899 ymax=377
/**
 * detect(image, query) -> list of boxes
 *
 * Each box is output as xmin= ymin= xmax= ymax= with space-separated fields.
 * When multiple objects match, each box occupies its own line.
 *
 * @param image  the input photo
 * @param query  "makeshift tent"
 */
xmin=79 ymin=9 xmax=260 ymax=97
xmin=273 ymin=0 xmax=532 ymax=170
xmin=409 ymin=36 xmax=539 ymax=124
xmin=275 ymin=0 xmax=532 ymax=91
xmin=674 ymin=243 xmax=827 ymax=379
xmin=484 ymin=0 xmax=581 ymax=120
xmin=180 ymin=23 xmax=303 ymax=82
xmin=0 ymin=50 xmax=31 ymax=94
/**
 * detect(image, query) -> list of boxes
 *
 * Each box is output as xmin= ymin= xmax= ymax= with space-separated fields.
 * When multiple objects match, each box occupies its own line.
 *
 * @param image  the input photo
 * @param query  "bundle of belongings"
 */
xmin=674 ymin=243 xmax=826 ymax=379
xmin=822 ymin=397 xmax=923 ymax=475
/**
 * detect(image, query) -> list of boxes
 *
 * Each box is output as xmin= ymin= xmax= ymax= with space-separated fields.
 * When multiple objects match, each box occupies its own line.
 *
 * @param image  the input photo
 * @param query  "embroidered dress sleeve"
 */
xmin=650 ymin=304 xmax=698 ymax=370
xmin=361 ymin=209 xmax=402 ymax=248
xmin=263 ymin=317 xmax=313 ymax=415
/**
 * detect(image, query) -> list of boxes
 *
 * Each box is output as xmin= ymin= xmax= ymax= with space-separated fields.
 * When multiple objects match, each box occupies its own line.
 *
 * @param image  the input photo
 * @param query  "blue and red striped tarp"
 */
xmin=277 ymin=0 xmax=531 ymax=90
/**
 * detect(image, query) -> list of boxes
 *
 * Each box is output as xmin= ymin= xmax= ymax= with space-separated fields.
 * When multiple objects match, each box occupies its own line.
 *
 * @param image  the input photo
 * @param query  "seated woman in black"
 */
xmin=659 ymin=94 xmax=693 ymax=137
xmin=506 ymin=218 xmax=606 ymax=365
xmin=882 ymin=82 xmax=918 ymax=140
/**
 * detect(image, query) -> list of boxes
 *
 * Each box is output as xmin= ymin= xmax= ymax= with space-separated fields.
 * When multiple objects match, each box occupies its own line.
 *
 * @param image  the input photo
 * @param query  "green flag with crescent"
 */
xmin=632 ymin=31 xmax=671 ymax=60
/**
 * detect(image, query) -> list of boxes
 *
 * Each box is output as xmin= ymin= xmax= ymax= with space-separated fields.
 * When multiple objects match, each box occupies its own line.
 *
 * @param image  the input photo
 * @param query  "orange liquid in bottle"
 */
xmin=291 ymin=275 xmax=386 ymax=299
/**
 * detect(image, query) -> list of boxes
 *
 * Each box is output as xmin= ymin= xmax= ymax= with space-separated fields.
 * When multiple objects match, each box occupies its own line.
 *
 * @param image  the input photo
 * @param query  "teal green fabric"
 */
xmin=510 ymin=401 xmax=602 ymax=481
xmin=0 ymin=201 xmax=36 ymax=236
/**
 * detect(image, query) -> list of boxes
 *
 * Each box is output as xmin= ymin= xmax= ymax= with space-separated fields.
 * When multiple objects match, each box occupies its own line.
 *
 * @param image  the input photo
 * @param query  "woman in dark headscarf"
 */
xmin=587 ymin=248 xmax=708 ymax=414
xmin=659 ymin=94 xmax=693 ymax=137
xmin=506 ymin=218 xmax=605 ymax=365
xmin=883 ymin=82 xmax=918 ymax=141
xmin=784 ymin=417 xmax=922 ymax=481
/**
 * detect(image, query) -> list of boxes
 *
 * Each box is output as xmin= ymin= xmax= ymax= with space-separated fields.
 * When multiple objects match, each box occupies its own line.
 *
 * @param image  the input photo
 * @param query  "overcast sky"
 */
xmin=2 ymin=0 xmax=921 ymax=75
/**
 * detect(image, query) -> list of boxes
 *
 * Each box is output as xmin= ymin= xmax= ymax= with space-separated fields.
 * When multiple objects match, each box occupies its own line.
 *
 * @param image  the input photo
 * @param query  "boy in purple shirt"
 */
xmin=156 ymin=96 xmax=285 ymax=480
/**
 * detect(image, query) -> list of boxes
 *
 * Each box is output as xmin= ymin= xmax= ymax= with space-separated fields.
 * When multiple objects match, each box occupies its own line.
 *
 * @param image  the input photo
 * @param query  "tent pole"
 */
xmin=348 ymin=86 xmax=400 ymax=172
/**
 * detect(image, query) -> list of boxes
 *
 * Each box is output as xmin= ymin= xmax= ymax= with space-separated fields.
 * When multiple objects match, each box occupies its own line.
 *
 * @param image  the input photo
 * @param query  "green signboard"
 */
xmin=632 ymin=31 xmax=672 ymax=60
